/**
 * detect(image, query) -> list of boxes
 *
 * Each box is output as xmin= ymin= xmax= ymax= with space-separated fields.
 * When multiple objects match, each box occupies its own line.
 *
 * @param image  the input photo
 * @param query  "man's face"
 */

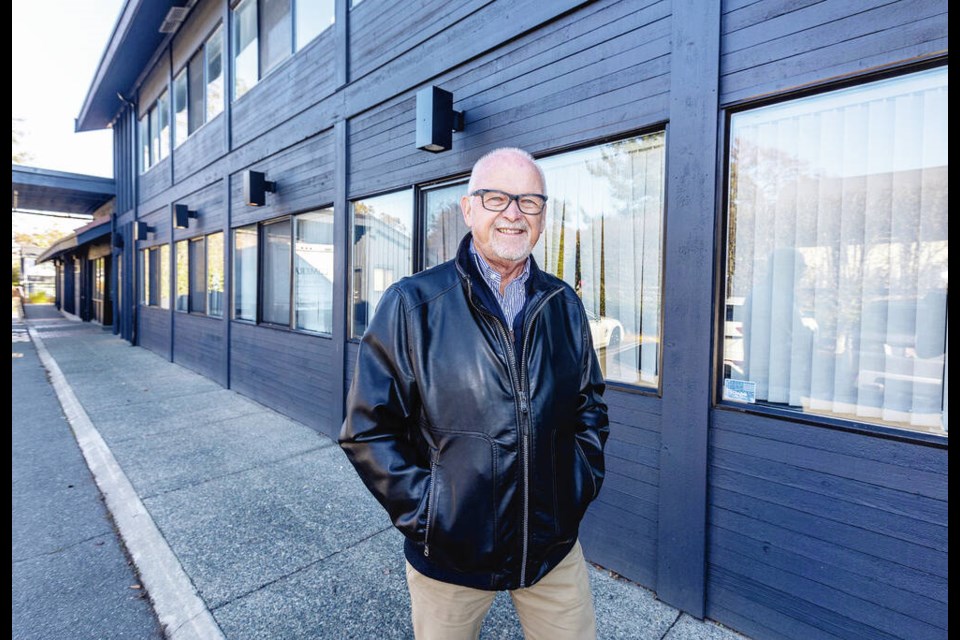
xmin=460 ymin=153 xmax=545 ymax=272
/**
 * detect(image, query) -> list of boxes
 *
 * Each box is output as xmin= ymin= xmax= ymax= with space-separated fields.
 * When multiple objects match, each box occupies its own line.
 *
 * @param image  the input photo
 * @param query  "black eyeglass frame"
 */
xmin=470 ymin=189 xmax=548 ymax=215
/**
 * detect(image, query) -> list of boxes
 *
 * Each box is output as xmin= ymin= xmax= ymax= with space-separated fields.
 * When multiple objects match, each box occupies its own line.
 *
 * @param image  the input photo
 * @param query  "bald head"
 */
xmin=467 ymin=148 xmax=546 ymax=196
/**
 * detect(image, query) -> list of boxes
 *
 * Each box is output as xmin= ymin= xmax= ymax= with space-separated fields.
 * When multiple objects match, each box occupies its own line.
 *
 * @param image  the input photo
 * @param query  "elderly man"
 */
xmin=339 ymin=147 xmax=609 ymax=640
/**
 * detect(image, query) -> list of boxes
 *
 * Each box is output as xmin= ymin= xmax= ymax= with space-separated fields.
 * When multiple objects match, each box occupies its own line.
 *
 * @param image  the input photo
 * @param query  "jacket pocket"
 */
xmin=423 ymin=433 xmax=498 ymax=573
xmin=553 ymin=431 xmax=596 ymax=533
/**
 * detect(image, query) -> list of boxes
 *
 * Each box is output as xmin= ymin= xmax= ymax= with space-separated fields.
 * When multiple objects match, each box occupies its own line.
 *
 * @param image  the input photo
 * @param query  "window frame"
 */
xmin=714 ymin=61 xmax=949 ymax=445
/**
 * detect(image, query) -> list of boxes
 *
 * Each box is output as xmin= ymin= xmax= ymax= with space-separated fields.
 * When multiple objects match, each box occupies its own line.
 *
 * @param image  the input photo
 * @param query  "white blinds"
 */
xmin=726 ymin=67 xmax=948 ymax=435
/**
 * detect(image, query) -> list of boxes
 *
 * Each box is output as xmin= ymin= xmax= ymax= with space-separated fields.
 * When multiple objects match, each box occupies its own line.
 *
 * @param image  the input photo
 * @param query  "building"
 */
xmin=60 ymin=2 xmax=950 ymax=639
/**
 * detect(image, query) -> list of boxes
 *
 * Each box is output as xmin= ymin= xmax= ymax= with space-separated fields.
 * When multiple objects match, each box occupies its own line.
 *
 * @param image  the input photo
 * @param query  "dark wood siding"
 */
xmin=173 ymin=313 xmax=226 ymax=385
xmin=719 ymin=0 xmax=949 ymax=104
xmin=139 ymin=158 xmax=173 ymax=204
xmin=348 ymin=0 xmax=489 ymax=82
xmin=348 ymin=0 xmax=671 ymax=197
xmin=706 ymin=410 xmax=947 ymax=640
xmin=173 ymin=116 xmax=226 ymax=183
xmin=229 ymin=28 xmax=338 ymax=150
xmin=230 ymin=322 xmax=340 ymax=440
xmin=230 ymin=130 xmax=336 ymax=228
xmin=139 ymin=305 xmax=171 ymax=358
xmin=173 ymin=180 xmax=225 ymax=242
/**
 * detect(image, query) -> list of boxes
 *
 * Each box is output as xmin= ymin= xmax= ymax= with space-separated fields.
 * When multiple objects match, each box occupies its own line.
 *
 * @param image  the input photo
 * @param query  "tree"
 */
xmin=12 ymin=117 xmax=33 ymax=164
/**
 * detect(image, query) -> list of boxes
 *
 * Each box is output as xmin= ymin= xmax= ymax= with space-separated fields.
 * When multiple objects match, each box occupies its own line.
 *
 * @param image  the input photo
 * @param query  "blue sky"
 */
xmin=12 ymin=0 xmax=124 ymax=178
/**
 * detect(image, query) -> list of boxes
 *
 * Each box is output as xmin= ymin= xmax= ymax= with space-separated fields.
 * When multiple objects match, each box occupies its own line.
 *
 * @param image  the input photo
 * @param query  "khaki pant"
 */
xmin=405 ymin=540 xmax=597 ymax=640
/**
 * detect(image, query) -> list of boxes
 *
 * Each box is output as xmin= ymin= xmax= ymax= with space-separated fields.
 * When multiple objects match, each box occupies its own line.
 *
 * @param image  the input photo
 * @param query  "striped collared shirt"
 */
xmin=469 ymin=241 xmax=530 ymax=329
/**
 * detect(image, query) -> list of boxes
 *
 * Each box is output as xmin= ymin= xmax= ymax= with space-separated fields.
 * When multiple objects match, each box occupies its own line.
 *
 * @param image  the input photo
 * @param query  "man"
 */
xmin=339 ymin=147 xmax=609 ymax=639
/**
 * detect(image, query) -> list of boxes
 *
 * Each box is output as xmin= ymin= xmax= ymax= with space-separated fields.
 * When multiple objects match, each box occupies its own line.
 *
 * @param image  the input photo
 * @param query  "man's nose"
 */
xmin=500 ymin=199 xmax=523 ymax=220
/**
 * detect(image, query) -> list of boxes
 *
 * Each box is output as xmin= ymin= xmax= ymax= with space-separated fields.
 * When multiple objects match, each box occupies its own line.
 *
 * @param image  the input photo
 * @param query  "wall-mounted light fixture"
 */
xmin=174 ymin=203 xmax=198 ymax=229
xmin=415 ymin=86 xmax=464 ymax=153
xmin=243 ymin=170 xmax=277 ymax=207
xmin=112 ymin=234 xmax=124 ymax=249
xmin=134 ymin=221 xmax=154 ymax=241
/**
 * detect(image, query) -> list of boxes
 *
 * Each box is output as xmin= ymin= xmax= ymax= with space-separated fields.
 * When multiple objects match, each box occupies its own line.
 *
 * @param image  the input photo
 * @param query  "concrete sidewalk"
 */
xmin=14 ymin=302 xmax=754 ymax=640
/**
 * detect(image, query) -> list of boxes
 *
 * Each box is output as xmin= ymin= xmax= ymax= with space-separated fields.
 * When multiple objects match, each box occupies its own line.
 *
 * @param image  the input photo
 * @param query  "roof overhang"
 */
xmin=12 ymin=164 xmax=115 ymax=215
xmin=36 ymin=216 xmax=112 ymax=265
xmin=76 ymin=0 xmax=190 ymax=132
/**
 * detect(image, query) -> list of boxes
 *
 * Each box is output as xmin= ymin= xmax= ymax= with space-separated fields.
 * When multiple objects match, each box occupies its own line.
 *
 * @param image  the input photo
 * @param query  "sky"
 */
xmin=12 ymin=0 xmax=125 ymax=179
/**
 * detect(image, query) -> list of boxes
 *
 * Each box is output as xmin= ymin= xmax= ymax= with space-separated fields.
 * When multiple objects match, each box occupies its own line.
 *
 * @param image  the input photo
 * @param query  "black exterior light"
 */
xmin=243 ymin=170 xmax=277 ymax=207
xmin=133 ymin=221 xmax=154 ymax=241
xmin=112 ymin=234 xmax=124 ymax=249
xmin=415 ymin=86 xmax=464 ymax=153
xmin=174 ymin=203 xmax=198 ymax=229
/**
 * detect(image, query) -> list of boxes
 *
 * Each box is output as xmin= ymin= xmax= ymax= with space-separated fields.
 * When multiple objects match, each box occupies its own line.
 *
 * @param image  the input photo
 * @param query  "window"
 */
xmin=422 ymin=181 xmax=469 ymax=269
xmin=157 ymin=91 xmax=170 ymax=161
xmin=233 ymin=225 xmax=258 ymax=321
xmin=189 ymin=238 xmax=206 ymax=313
xmin=536 ymin=136 xmax=665 ymax=388
xmin=176 ymin=240 xmax=189 ymax=312
xmin=188 ymin=51 xmax=205 ymax=134
xmin=159 ymin=244 xmax=171 ymax=309
xmin=722 ymin=67 xmax=948 ymax=436
xmin=262 ymin=218 xmax=292 ymax=325
xmin=173 ymin=70 xmax=188 ymax=148
xmin=261 ymin=0 xmax=291 ymax=76
xmin=294 ymin=210 xmax=334 ymax=333
xmin=140 ymin=249 xmax=149 ymax=305
xmin=139 ymin=93 xmax=170 ymax=172
xmin=207 ymin=232 xmax=224 ymax=318
xmin=350 ymin=190 xmax=413 ymax=337
xmin=232 ymin=0 xmax=334 ymax=100
xmin=233 ymin=0 xmax=258 ymax=99
xmin=296 ymin=0 xmax=335 ymax=50
xmin=139 ymin=116 xmax=150 ymax=173
xmin=205 ymin=27 xmax=224 ymax=120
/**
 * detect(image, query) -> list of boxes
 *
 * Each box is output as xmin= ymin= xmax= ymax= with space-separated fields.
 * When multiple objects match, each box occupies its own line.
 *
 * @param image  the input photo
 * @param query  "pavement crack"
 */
xmin=659 ymin=611 xmax=683 ymax=639
xmin=210 ymin=524 xmax=395 ymax=611
xmin=12 ymin=529 xmax=120 ymax=565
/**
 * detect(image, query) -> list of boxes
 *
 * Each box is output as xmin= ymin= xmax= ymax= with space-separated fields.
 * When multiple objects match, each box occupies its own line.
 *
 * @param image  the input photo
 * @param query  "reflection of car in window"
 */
xmin=585 ymin=310 xmax=623 ymax=349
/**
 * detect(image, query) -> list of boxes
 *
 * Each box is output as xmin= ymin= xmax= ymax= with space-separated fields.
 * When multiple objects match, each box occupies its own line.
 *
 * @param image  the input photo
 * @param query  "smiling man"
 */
xmin=340 ymin=147 xmax=609 ymax=640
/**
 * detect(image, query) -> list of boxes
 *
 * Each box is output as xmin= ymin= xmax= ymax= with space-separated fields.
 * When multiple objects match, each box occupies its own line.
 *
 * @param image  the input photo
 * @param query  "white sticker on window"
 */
xmin=723 ymin=379 xmax=756 ymax=403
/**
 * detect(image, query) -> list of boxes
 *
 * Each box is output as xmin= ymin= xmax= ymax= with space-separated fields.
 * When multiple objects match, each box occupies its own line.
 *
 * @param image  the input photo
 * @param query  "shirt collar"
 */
xmin=469 ymin=240 xmax=530 ymax=290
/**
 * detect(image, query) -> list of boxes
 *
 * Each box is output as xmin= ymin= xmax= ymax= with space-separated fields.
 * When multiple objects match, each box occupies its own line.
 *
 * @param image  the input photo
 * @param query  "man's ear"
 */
xmin=460 ymin=195 xmax=473 ymax=228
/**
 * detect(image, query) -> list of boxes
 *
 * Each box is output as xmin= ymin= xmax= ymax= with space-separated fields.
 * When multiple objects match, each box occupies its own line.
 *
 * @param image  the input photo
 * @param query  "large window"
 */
xmin=139 ymin=92 xmax=170 ymax=173
xmin=159 ymin=244 xmax=171 ymax=309
xmin=233 ymin=225 xmax=258 ymax=321
xmin=176 ymin=240 xmax=189 ymax=312
xmin=350 ymin=190 xmax=413 ymax=337
xmin=207 ymin=232 xmax=224 ymax=317
xmin=232 ymin=0 xmax=334 ymax=100
xmin=189 ymin=238 xmax=206 ymax=313
xmin=262 ymin=218 xmax=292 ymax=325
xmin=422 ymin=181 xmax=469 ymax=270
xmin=294 ymin=210 xmax=335 ymax=333
xmin=536 ymin=136 xmax=665 ymax=388
xmin=722 ymin=67 xmax=948 ymax=436
xmin=177 ymin=25 xmax=224 ymax=146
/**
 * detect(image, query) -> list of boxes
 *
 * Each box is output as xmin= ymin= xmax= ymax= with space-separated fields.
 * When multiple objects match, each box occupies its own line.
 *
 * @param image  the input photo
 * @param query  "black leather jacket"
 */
xmin=339 ymin=234 xmax=609 ymax=591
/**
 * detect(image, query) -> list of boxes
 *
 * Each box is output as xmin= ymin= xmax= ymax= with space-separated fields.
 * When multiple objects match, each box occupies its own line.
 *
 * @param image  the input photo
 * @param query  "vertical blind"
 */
xmin=725 ymin=67 xmax=948 ymax=435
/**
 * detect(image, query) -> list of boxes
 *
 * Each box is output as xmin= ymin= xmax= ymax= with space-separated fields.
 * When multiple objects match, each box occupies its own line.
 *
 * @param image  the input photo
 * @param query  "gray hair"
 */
xmin=466 ymin=147 xmax=547 ymax=196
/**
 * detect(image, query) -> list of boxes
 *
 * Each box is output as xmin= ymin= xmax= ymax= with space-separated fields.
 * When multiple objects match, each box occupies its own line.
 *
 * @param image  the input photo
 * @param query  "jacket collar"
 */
xmin=454 ymin=232 xmax=556 ymax=305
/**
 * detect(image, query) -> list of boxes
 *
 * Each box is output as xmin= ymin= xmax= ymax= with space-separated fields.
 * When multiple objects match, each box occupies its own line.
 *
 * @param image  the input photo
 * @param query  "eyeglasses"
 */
xmin=470 ymin=189 xmax=548 ymax=215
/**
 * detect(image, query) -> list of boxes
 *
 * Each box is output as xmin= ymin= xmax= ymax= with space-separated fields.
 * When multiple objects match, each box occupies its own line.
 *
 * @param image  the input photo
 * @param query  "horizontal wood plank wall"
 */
xmin=348 ymin=0 xmax=491 ymax=82
xmin=579 ymin=390 xmax=662 ymax=587
xmin=348 ymin=0 xmax=671 ymax=197
xmin=706 ymin=411 xmax=947 ymax=640
xmin=230 ymin=130 xmax=336 ymax=228
xmin=174 ymin=116 xmax=226 ymax=183
xmin=173 ymin=180 xmax=225 ymax=241
xmin=230 ymin=322 xmax=340 ymax=440
xmin=719 ymin=0 xmax=949 ymax=104
xmin=139 ymin=306 xmax=171 ymax=358
xmin=230 ymin=29 xmax=338 ymax=150
xmin=173 ymin=313 xmax=226 ymax=385
xmin=140 ymin=159 xmax=173 ymax=204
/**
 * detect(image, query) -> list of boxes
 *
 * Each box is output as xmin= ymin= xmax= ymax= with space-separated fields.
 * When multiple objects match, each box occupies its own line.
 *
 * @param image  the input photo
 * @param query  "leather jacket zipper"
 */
xmin=461 ymin=269 xmax=562 ymax=587
xmin=423 ymin=449 xmax=439 ymax=557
